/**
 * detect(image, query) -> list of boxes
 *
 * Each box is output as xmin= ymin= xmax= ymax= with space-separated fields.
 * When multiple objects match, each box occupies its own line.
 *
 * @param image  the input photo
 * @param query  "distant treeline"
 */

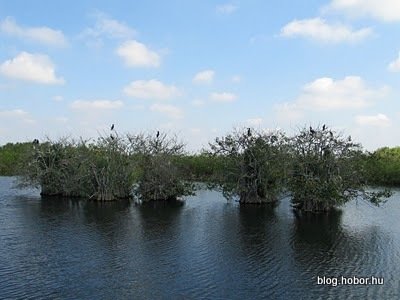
xmin=1 ymin=141 xmax=399 ymax=186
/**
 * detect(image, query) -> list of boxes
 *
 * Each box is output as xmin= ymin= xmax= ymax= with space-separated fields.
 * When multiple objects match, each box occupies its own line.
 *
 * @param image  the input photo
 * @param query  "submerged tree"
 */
xmin=127 ymin=132 xmax=195 ymax=202
xmin=288 ymin=125 xmax=391 ymax=212
xmin=209 ymin=128 xmax=288 ymax=204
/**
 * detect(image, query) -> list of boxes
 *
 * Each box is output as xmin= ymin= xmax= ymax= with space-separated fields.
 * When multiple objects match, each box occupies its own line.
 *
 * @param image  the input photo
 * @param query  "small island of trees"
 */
xmin=0 ymin=124 xmax=396 ymax=213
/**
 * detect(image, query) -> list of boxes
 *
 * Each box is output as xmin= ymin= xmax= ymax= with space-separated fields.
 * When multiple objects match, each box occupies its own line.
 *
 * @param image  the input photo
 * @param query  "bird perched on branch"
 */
xmin=247 ymin=128 xmax=251 ymax=137
xmin=310 ymin=126 xmax=315 ymax=135
xmin=111 ymin=124 xmax=114 ymax=131
xmin=156 ymin=131 xmax=160 ymax=138
xmin=322 ymin=124 xmax=326 ymax=131
xmin=32 ymin=139 xmax=39 ymax=145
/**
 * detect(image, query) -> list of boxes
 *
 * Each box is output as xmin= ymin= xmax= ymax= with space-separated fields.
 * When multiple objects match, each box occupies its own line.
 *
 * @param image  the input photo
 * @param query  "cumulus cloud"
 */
xmin=70 ymin=100 xmax=123 ymax=110
xmin=296 ymin=76 xmax=387 ymax=110
xmin=216 ymin=3 xmax=238 ymax=14
xmin=280 ymin=18 xmax=372 ymax=43
xmin=193 ymin=69 xmax=215 ymax=84
xmin=116 ymin=40 xmax=161 ymax=67
xmin=0 ymin=52 xmax=64 ymax=84
xmin=355 ymin=113 xmax=390 ymax=127
xmin=0 ymin=17 xmax=67 ymax=47
xmin=80 ymin=12 xmax=135 ymax=47
xmin=326 ymin=0 xmax=400 ymax=22
xmin=123 ymin=80 xmax=181 ymax=100
xmin=275 ymin=76 xmax=388 ymax=122
xmin=210 ymin=92 xmax=237 ymax=102
xmin=388 ymin=52 xmax=400 ymax=72
xmin=150 ymin=103 xmax=184 ymax=119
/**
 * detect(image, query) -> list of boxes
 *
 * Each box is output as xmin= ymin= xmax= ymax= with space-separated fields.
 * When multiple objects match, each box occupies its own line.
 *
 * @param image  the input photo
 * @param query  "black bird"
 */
xmin=111 ymin=124 xmax=114 ymax=131
xmin=156 ymin=131 xmax=160 ymax=138
xmin=309 ymin=126 xmax=315 ymax=135
xmin=322 ymin=124 xmax=326 ymax=131
xmin=32 ymin=139 xmax=39 ymax=144
xmin=247 ymin=128 xmax=251 ymax=137
xmin=110 ymin=134 xmax=114 ymax=140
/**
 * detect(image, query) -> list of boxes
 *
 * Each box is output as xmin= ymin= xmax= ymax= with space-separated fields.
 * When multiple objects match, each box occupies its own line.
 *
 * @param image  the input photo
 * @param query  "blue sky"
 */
xmin=1 ymin=0 xmax=400 ymax=151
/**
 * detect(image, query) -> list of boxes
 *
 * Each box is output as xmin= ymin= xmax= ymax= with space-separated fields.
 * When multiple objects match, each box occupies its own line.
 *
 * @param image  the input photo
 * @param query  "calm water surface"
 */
xmin=1 ymin=176 xmax=400 ymax=299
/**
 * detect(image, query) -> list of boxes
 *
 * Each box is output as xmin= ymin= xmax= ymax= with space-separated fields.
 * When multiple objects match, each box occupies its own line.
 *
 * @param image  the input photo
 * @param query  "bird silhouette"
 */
xmin=32 ymin=139 xmax=39 ymax=144
xmin=247 ymin=128 xmax=251 ymax=137
xmin=322 ymin=124 xmax=326 ymax=131
xmin=156 ymin=131 xmax=160 ymax=138
xmin=309 ymin=126 xmax=315 ymax=135
xmin=110 ymin=134 xmax=114 ymax=140
xmin=111 ymin=124 xmax=114 ymax=131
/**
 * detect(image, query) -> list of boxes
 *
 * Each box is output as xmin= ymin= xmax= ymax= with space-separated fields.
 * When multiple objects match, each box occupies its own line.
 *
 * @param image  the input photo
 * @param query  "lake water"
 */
xmin=0 ymin=176 xmax=400 ymax=299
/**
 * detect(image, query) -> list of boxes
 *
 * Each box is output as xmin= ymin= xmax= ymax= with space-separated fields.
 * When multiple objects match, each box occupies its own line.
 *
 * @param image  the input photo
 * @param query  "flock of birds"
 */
xmin=32 ymin=124 xmax=338 ymax=146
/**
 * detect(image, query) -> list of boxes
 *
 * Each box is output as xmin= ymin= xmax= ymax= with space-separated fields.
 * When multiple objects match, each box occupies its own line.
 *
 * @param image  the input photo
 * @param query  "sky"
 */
xmin=1 ymin=0 xmax=400 ymax=152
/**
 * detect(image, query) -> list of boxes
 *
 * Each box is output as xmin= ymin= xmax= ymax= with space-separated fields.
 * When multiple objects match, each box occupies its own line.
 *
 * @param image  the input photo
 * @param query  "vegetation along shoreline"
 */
xmin=0 ymin=125 xmax=395 ymax=213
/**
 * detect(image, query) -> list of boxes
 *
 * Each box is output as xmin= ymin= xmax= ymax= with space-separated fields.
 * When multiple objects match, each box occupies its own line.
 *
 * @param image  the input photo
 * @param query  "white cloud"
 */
xmin=193 ymin=69 xmax=215 ymax=84
xmin=275 ymin=76 xmax=388 ymax=122
xmin=296 ymin=76 xmax=387 ymax=110
xmin=80 ymin=12 xmax=135 ymax=46
xmin=327 ymin=0 xmax=400 ymax=22
xmin=246 ymin=118 xmax=263 ymax=126
xmin=388 ymin=52 xmax=400 ymax=72
xmin=0 ymin=17 xmax=67 ymax=47
xmin=70 ymin=100 xmax=123 ymax=110
xmin=0 ymin=52 xmax=64 ymax=84
xmin=116 ymin=40 xmax=161 ymax=67
xmin=210 ymin=92 xmax=237 ymax=102
xmin=216 ymin=4 xmax=238 ymax=14
xmin=123 ymin=80 xmax=181 ymax=100
xmin=355 ymin=113 xmax=390 ymax=127
xmin=150 ymin=103 xmax=184 ymax=119
xmin=280 ymin=18 xmax=372 ymax=43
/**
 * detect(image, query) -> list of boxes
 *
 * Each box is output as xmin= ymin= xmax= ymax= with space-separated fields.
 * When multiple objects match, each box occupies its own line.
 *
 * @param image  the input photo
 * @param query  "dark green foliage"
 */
xmin=209 ymin=128 xmax=289 ymax=203
xmin=363 ymin=147 xmax=400 ymax=186
xmin=127 ymin=132 xmax=195 ymax=202
xmin=18 ymin=135 xmax=135 ymax=200
xmin=175 ymin=153 xmax=223 ymax=182
xmin=0 ymin=142 xmax=33 ymax=175
xmin=288 ymin=126 xmax=391 ymax=212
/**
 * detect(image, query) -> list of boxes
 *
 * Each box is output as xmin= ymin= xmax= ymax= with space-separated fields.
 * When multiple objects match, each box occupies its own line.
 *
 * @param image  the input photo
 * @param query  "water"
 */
xmin=1 ymin=176 xmax=399 ymax=299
